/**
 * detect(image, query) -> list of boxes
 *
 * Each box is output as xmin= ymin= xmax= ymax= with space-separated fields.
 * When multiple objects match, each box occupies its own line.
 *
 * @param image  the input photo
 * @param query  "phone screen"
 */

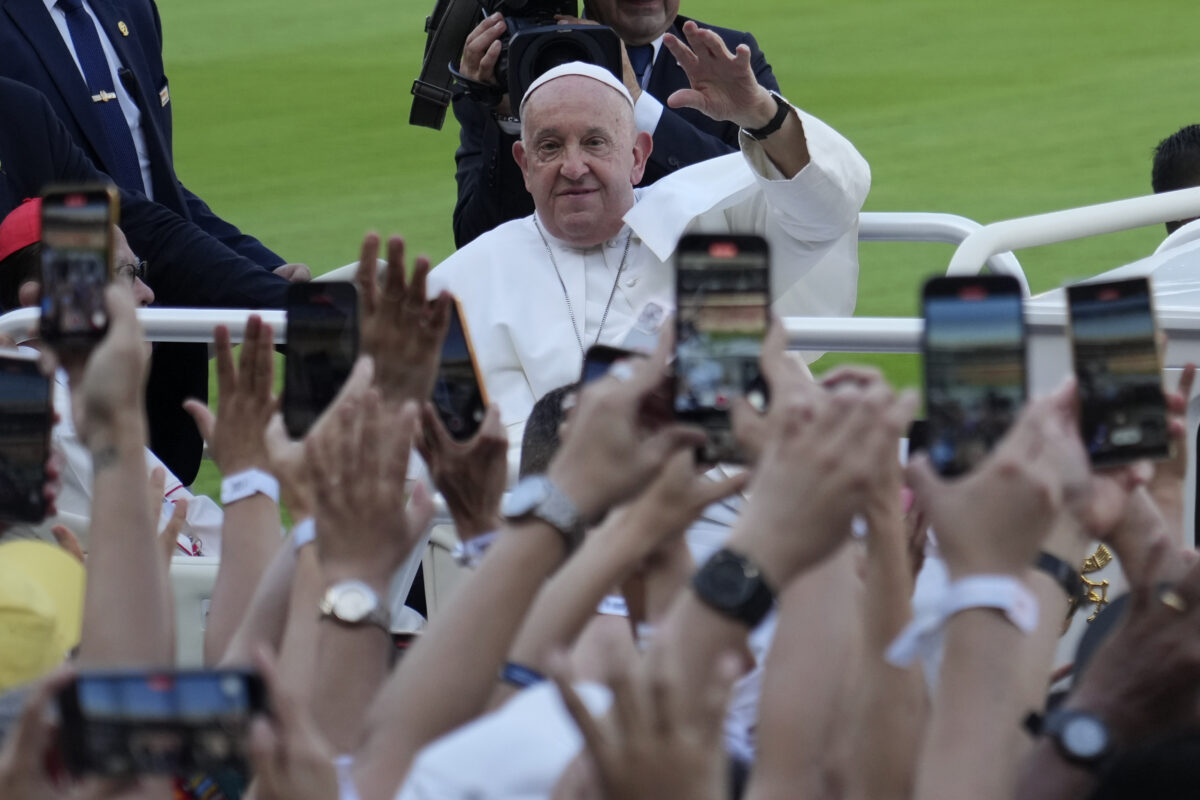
xmin=0 ymin=353 xmax=52 ymax=523
xmin=283 ymin=282 xmax=358 ymax=439
xmin=431 ymin=299 xmax=489 ymax=441
xmin=39 ymin=185 xmax=117 ymax=346
xmin=674 ymin=234 xmax=770 ymax=464
xmin=922 ymin=275 xmax=1026 ymax=477
xmin=1067 ymin=277 xmax=1169 ymax=466
xmin=58 ymin=670 xmax=265 ymax=778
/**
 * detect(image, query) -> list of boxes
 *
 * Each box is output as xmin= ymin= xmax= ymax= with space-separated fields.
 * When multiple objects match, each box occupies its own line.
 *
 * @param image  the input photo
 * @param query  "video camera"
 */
xmin=411 ymin=0 xmax=623 ymax=130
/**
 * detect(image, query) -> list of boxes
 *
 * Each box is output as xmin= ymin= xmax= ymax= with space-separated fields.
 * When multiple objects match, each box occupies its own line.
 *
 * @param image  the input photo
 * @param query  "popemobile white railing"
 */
xmin=6 ymin=190 xmax=1200 ymax=534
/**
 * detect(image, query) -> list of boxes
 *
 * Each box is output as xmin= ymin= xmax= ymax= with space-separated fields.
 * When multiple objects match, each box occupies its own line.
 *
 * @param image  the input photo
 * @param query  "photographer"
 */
xmin=451 ymin=0 xmax=781 ymax=247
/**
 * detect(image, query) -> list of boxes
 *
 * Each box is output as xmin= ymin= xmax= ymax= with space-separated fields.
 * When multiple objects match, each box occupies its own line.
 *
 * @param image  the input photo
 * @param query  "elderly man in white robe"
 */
xmin=427 ymin=22 xmax=870 ymax=454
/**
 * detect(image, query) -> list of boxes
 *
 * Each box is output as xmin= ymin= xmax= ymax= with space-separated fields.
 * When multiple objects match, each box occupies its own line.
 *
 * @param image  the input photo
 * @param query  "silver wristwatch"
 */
xmin=319 ymin=580 xmax=391 ymax=632
xmin=501 ymin=476 xmax=584 ymax=551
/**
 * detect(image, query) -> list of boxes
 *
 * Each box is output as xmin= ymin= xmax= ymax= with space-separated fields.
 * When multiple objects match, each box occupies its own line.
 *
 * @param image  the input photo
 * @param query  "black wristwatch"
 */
xmin=1027 ymin=709 xmax=1112 ymax=771
xmin=691 ymin=548 xmax=776 ymax=628
xmin=743 ymin=91 xmax=790 ymax=140
xmin=1035 ymin=551 xmax=1087 ymax=606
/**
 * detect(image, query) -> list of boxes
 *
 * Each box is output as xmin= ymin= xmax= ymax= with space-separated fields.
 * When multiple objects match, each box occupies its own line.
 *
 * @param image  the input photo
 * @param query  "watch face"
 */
xmin=332 ymin=584 xmax=375 ymax=623
xmin=701 ymin=556 xmax=756 ymax=608
xmin=1063 ymin=716 xmax=1108 ymax=759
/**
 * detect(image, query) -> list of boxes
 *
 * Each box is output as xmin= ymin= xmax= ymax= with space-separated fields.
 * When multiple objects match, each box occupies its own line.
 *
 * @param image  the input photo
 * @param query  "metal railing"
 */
xmin=859 ymin=211 xmax=1027 ymax=292
xmin=946 ymin=186 xmax=1200 ymax=279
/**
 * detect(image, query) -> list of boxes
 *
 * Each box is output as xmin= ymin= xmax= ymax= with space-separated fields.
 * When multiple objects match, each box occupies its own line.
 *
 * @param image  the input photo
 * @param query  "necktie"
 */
xmin=626 ymin=44 xmax=653 ymax=85
xmin=57 ymin=0 xmax=145 ymax=194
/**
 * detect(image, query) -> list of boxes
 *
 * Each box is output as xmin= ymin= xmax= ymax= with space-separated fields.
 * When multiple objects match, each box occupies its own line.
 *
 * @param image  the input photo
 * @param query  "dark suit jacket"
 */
xmin=0 ymin=78 xmax=288 ymax=476
xmin=450 ymin=15 xmax=780 ymax=248
xmin=0 ymin=0 xmax=286 ymax=482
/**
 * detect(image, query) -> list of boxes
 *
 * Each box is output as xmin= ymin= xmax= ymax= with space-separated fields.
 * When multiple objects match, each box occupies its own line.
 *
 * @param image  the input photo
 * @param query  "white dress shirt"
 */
xmin=41 ymin=0 xmax=154 ymax=198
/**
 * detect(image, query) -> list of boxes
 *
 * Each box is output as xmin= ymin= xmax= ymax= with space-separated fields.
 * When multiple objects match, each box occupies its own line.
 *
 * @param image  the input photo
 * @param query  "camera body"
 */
xmin=410 ymin=0 xmax=623 ymax=129
xmin=479 ymin=0 xmax=624 ymax=110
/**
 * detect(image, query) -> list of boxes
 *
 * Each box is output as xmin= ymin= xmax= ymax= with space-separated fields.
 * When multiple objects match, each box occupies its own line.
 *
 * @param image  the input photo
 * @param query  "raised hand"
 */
xmin=249 ymin=647 xmax=338 ymax=800
xmin=731 ymin=317 xmax=814 ymax=464
xmin=606 ymin=448 xmax=748 ymax=559
xmin=184 ymin=316 xmax=277 ymax=475
xmin=731 ymin=360 xmax=917 ymax=589
xmin=417 ymin=402 xmax=508 ymax=538
xmin=552 ymin=652 xmax=741 ymax=800
xmin=264 ymin=356 xmax=375 ymax=520
xmin=354 ymin=233 xmax=451 ymax=406
xmin=1067 ymin=554 xmax=1200 ymax=747
xmin=307 ymin=386 xmax=423 ymax=585
xmin=547 ymin=328 xmax=707 ymax=521
xmin=663 ymin=20 xmax=779 ymax=129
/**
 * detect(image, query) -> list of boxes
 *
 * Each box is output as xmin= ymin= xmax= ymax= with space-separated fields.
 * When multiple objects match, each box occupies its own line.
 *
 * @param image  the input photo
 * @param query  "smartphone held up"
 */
xmin=38 ymin=184 xmax=118 ymax=348
xmin=431 ymin=298 xmax=489 ymax=441
xmin=282 ymin=282 xmax=359 ymax=439
xmin=1067 ymin=276 xmax=1170 ymax=467
xmin=673 ymin=234 xmax=770 ymax=464
xmin=921 ymin=275 xmax=1026 ymax=477
xmin=57 ymin=669 xmax=266 ymax=778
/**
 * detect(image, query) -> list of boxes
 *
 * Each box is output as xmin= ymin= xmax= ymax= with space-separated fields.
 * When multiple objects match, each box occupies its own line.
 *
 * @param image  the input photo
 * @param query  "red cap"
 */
xmin=0 ymin=198 xmax=42 ymax=263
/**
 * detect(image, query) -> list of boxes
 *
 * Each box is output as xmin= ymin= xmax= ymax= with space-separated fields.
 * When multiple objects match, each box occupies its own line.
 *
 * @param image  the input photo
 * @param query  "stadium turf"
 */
xmin=155 ymin=0 xmax=1199 ymax=500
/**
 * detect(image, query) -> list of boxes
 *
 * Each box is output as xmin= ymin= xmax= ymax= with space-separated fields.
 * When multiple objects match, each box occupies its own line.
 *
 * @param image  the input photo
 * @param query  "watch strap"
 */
xmin=1036 ymin=551 xmax=1086 ymax=605
xmin=220 ymin=468 xmax=280 ymax=506
xmin=743 ymin=91 xmax=790 ymax=140
xmin=504 ymin=477 xmax=585 ymax=552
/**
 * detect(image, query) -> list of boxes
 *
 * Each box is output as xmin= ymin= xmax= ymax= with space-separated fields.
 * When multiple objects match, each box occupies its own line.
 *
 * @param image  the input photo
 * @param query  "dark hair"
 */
xmin=1152 ymin=125 xmax=1200 ymax=195
xmin=518 ymin=384 xmax=576 ymax=479
xmin=0 ymin=242 xmax=41 ymax=312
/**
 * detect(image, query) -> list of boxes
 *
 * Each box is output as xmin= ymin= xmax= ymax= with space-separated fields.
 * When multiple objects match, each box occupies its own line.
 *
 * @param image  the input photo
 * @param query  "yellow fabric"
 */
xmin=0 ymin=540 xmax=85 ymax=690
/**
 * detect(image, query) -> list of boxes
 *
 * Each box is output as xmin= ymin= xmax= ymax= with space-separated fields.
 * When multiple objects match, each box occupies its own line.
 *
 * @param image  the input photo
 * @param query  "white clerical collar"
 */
xmin=531 ymin=214 xmax=638 ymax=254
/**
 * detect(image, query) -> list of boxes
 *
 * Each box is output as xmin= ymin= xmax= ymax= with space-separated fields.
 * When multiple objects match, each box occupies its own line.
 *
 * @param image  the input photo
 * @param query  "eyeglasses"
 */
xmin=114 ymin=259 xmax=147 ymax=285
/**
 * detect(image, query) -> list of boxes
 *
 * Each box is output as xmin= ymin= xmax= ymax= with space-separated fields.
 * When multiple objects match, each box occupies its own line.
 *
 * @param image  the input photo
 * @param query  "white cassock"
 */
xmin=427 ymin=103 xmax=871 ymax=455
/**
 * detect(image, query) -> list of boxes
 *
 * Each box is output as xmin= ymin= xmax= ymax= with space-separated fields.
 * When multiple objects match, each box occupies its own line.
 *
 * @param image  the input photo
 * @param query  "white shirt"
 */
xmin=393 ymin=682 xmax=613 ymax=800
xmin=533 ymin=224 xmax=642 ymax=355
xmin=42 ymin=0 xmax=154 ymax=198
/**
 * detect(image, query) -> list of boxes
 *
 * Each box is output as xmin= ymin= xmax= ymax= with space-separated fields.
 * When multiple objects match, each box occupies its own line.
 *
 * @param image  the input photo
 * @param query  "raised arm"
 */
xmin=352 ymin=333 xmax=706 ymax=800
xmin=306 ymin=382 xmax=427 ymax=754
xmin=906 ymin=384 xmax=1093 ymax=800
xmin=497 ymin=448 xmax=746 ymax=706
xmin=183 ymin=316 xmax=282 ymax=664
xmin=61 ymin=287 xmax=170 ymax=666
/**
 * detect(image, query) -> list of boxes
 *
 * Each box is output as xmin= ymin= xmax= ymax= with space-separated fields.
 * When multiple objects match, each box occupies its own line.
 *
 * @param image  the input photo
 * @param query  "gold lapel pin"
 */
xmin=118 ymin=21 xmax=129 ymax=36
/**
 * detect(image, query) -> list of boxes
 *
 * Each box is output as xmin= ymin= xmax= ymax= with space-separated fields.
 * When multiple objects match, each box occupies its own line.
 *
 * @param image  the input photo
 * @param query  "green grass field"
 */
xmin=155 ymin=0 xmax=1200 ymax=498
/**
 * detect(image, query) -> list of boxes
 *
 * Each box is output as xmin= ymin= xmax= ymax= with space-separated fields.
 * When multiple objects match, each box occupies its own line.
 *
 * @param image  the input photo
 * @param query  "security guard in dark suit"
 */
xmin=0 ymin=0 xmax=297 ymax=482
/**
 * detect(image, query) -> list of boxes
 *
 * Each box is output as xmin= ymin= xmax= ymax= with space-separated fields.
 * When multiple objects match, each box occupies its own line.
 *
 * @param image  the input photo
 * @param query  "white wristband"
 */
xmin=597 ymin=595 xmax=629 ymax=617
xmin=885 ymin=574 xmax=1039 ymax=668
xmin=291 ymin=517 xmax=315 ymax=550
xmin=451 ymin=530 xmax=499 ymax=568
xmin=220 ymin=469 xmax=280 ymax=506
